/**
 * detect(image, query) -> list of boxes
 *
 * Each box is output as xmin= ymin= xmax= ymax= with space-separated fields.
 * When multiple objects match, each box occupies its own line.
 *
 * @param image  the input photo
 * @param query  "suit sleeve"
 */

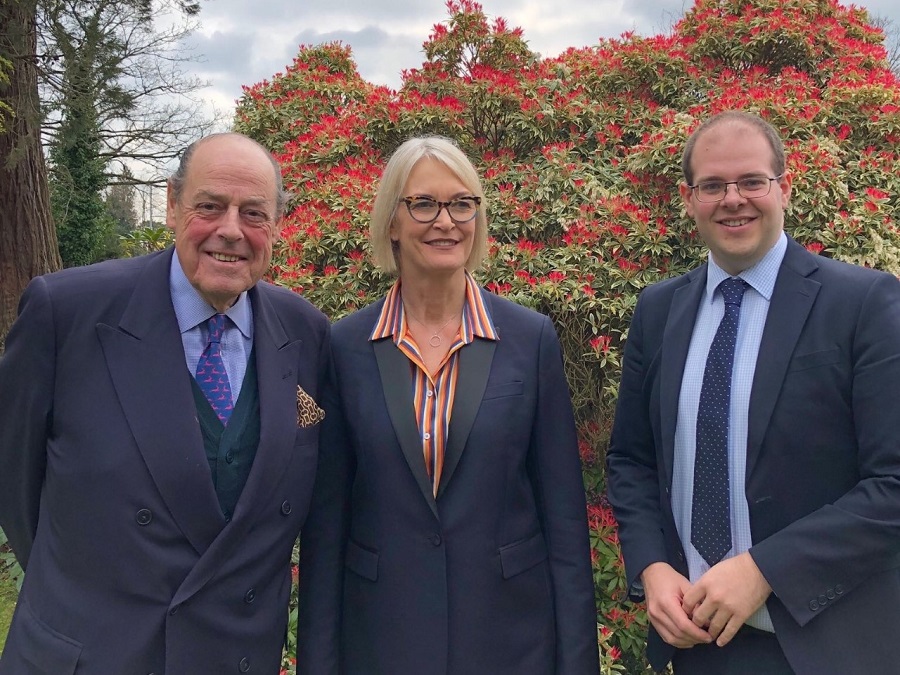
xmin=528 ymin=317 xmax=601 ymax=674
xmin=605 ymin=289 xmax=670 ymax=594
xmin=750 ymin=272 xmax=900 ymax=626
xmin=296 ymin=356 xmax=354 ymax=675
xmin=0 ymin=276 xmax=56 ymax=569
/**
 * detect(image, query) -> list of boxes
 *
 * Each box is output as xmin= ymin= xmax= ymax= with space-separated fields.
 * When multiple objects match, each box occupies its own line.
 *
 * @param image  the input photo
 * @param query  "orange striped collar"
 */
xmin=370 ymin=272 xmax=499 ymax=344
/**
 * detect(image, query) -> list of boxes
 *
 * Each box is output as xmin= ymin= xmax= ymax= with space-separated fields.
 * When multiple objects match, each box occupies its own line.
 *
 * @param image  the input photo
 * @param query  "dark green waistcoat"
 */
xmin=190 ymin=353 xmax=260 ymax=520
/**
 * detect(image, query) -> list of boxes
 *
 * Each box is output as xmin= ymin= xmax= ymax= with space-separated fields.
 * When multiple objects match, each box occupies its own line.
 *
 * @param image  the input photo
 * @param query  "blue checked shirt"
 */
xmin=170 ymin=251 xmax=254 ymax=404
xmin=671 ymin=232 xmax=787 ymax=632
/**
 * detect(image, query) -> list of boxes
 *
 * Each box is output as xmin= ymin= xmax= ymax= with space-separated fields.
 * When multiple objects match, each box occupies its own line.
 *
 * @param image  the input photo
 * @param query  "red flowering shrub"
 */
xmin=237 ymin=1 xmax=900 ymax=671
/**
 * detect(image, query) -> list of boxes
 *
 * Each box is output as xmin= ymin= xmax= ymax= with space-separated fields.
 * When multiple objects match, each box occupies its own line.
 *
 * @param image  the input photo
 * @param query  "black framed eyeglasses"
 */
xmin=399 ymin=196 xmax=481 ymax=224
xmin=688 ymin=174 xmax=784 ymax=203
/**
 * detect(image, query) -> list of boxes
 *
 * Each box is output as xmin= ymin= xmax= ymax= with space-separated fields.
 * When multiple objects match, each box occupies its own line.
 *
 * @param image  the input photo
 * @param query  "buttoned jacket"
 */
xmin=0 ymin=248 xmax=329 ymax=674
xmin=607 ymin=237 xmax=900 ymax=674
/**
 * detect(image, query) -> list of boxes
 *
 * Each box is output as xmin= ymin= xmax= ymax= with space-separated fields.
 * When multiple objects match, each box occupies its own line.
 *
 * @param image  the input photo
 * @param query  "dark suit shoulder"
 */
xmin=21 ymin=251 xmax=170 ymax=330
xmin=331 ymin=299 xmax=385 ymax=341
xmin=633 ymin=265 xmax=704 ymax=312
xmin=255 ymin=280 xmax=329 ymax=330
xmin=807 ymin=251 xmax=897 ymax=285
xmin=782 ymin=237 xmax=899 ymax=299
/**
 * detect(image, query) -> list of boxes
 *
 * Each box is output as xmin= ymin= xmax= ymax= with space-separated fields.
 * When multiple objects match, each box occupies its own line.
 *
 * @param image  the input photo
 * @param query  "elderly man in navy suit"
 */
xmin=607 ymin=111 xmax=900 ymax=674
xmin=0 ymin=133 xmax=330 ymax=673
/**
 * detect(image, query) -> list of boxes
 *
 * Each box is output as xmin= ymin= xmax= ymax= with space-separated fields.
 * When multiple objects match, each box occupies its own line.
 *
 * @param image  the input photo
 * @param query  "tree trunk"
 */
xmin=0 ymin=0 xmax=61 ymax=354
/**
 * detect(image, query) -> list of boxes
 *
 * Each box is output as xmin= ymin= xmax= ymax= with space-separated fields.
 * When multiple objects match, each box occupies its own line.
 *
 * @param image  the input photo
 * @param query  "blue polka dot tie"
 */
xmin=691 ymin=277 xmax=747 ymax=566
xmin=195 ymin=314 xmax=233 ymax=424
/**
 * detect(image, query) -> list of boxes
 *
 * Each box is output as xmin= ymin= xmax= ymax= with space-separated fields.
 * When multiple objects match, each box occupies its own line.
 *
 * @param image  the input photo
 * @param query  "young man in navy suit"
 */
xmin=607 ymin=111 xmax=900 ymax=674
xmin=0 ymin=133 xmax=329 ymax=673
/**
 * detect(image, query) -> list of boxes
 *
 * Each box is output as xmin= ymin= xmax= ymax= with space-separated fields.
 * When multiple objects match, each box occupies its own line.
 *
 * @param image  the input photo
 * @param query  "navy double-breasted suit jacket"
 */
xmin=297 ymin=290 xmax=599 ymax=674
xmin=0 ymin=248 xmax=329 ymax=674
xmin=607 ymin=238 xmax=900 ymax=674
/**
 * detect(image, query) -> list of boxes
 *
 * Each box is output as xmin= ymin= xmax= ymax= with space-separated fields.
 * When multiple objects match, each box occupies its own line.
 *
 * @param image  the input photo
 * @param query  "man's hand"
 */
xmin=681 ymin=552 xmax=772 ymax=647
xmin=641 ymin=562 xmax=713 ymax=648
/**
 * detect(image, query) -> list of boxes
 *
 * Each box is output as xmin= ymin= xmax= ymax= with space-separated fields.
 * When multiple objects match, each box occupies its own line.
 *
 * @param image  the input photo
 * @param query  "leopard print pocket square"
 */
xmin=296 ymin=386 xmax=325 ymax=428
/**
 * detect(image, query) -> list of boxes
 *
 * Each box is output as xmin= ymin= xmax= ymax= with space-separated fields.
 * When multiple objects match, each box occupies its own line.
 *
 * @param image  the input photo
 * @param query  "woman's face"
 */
xmin=390 ymin=158 xmax=477 ymax=283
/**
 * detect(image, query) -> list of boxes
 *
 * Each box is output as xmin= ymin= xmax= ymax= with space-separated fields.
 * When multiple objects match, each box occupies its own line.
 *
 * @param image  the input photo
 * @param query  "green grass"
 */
xmin=0 ymin=567 xmax=17 ymax=653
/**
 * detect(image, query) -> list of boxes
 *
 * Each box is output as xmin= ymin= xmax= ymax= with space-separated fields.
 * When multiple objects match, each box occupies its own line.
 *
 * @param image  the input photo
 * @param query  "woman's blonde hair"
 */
xmin=369 ymin=136 xmax=488 ymax=275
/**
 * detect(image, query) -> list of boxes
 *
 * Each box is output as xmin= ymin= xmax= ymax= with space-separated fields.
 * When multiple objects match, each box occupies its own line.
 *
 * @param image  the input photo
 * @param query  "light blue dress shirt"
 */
xmin=169 ymin=251 xmax=254 ymax=404
xmin=671 ymin=232 xmax=787 ymax=632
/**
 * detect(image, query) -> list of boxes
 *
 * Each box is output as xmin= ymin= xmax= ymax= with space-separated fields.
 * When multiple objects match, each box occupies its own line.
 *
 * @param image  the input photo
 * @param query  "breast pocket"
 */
xmin=787 ymin=347 xmax=841 ymax=372
xmin=482 ymin=381 xmax=524 ymax=401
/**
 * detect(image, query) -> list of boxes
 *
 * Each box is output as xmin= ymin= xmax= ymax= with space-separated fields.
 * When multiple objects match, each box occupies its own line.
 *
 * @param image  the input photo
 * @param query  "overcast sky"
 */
xmin=179 ymin=0 xmax=900 ymax=127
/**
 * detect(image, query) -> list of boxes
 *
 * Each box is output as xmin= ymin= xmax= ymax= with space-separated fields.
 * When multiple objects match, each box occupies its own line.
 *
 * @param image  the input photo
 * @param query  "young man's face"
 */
xmin=680 ymin=122 xmax=792 ymax=275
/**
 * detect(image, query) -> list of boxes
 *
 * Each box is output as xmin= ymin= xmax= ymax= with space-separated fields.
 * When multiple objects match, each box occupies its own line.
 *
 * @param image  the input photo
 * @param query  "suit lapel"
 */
xmin=97 ymin=249 xmax=224 ymax=556
xmin=172 ymin=285 xmax=304 ymax=606
xmin=438 ymin=337 xmax=495 ymax=497
xmin=230 ymin=285 xmax=300 ymax=523
xmin=660 ymin=267 xmax=705 ymax=489
xmin=373 ymin=338 xmax=439 ymax=518
xmin=747 ymin=241 xmax=820 ymax=476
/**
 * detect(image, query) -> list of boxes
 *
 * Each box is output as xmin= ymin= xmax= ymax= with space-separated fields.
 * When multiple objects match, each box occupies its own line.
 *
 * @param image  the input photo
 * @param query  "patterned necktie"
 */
xmin=691 ymin=277 xmax=748 ymax=566
xmin=195 ymin=314 xmax=233 ymax=424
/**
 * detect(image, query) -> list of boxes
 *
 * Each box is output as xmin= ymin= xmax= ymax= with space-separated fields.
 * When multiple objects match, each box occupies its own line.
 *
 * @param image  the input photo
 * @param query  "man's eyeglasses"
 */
xmin=399 ymin=196 xmax=481 ymax=224
xmin=688 ymin=175 xmax=784 ymax=203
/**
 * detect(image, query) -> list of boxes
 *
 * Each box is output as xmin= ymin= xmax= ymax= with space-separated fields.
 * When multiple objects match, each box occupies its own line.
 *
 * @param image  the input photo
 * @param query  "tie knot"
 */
xmin=206 ymin=314 xmax=226 ymax=344
xmin=719 ymin=277 xmax=747 ymax=307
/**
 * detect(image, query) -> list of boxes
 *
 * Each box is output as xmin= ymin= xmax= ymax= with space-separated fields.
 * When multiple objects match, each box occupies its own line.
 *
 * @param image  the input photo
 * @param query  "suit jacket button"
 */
xmin=280 ymin=501 xmax=292 ymax=515
xmin=244 ymin=588 xmax=256 ymax=604
xmin=239 ymin=657 xmax=251 ymax=672
xmin=826 ymin=588 xmax=835 ymax=600
xmin=430 ymin=534 xmax=442 ymax=546
xmin=818 ymin=594 xmax=828 ymax=605
xmin=835 ymin=584 xmax=844 ymax=595
xmin=136 ymin=509 xmax=152 ymax=526
xmin=809 ymin=599 xmax=819 ymax=611
xmin=225 ymin=451 xmax=235 ymax=464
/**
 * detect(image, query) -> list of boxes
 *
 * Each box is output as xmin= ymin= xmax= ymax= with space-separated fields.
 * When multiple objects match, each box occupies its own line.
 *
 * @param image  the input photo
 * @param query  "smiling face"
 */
xmin=679 ymin=121 xmax=792 ymax=275
xmin=390 ymin=157 xmax=476 ymax=284
xmin=167 ymin=135 xmax=280 ymax=311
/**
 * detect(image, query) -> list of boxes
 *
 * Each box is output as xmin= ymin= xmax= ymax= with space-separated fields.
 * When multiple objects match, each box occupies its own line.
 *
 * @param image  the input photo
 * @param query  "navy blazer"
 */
xmin=297 ymin=289 xmax=599 ymax=674
xmin=607 ymin=238 xmax=900 ymax=674
xmin=0 ymin=248 xmax=330 ymax=674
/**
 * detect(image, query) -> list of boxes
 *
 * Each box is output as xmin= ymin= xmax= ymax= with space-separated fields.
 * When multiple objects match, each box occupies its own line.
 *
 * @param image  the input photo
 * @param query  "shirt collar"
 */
xmin=370 ymin=271 xmax=499 ymax=344
xmin=169 ymin=249 xmax=253 ymax=337
xmin=706 ymin=231 xmax=787 ymax=302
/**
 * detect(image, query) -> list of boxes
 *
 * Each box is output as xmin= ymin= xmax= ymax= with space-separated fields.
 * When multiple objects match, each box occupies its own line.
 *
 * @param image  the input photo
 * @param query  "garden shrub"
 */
xmin=235 ymin=1 xmax=899 ymax=671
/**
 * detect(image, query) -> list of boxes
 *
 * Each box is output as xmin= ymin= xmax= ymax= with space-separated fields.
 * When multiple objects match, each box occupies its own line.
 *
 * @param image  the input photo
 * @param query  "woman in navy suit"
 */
xmin=297 ymin=136 xmax=599 ymax=674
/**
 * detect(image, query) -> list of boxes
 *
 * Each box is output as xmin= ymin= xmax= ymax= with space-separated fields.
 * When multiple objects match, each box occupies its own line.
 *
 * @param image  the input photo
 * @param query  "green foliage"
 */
xmin=119 ymin=224 xmax=173 ymax=257
xmin=48 ymin=27 xmax=114 ymax=267
xmin=0 ymin=528 xmax=23 ymax=592
xmin=238 ymin=0 xmax=900 ymax=669
xmin=0 ymin=55 xmax=13 ymax=134
xmin=51 ymin=123 xmax=115 ymax=267
xmin=0 ymin=528 xmax=20 ymax=654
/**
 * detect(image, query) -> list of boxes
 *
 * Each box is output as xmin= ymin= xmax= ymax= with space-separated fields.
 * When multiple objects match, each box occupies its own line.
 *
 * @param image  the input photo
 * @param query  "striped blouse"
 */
xmin=370 ymin=272 xmax=498 ymax=496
